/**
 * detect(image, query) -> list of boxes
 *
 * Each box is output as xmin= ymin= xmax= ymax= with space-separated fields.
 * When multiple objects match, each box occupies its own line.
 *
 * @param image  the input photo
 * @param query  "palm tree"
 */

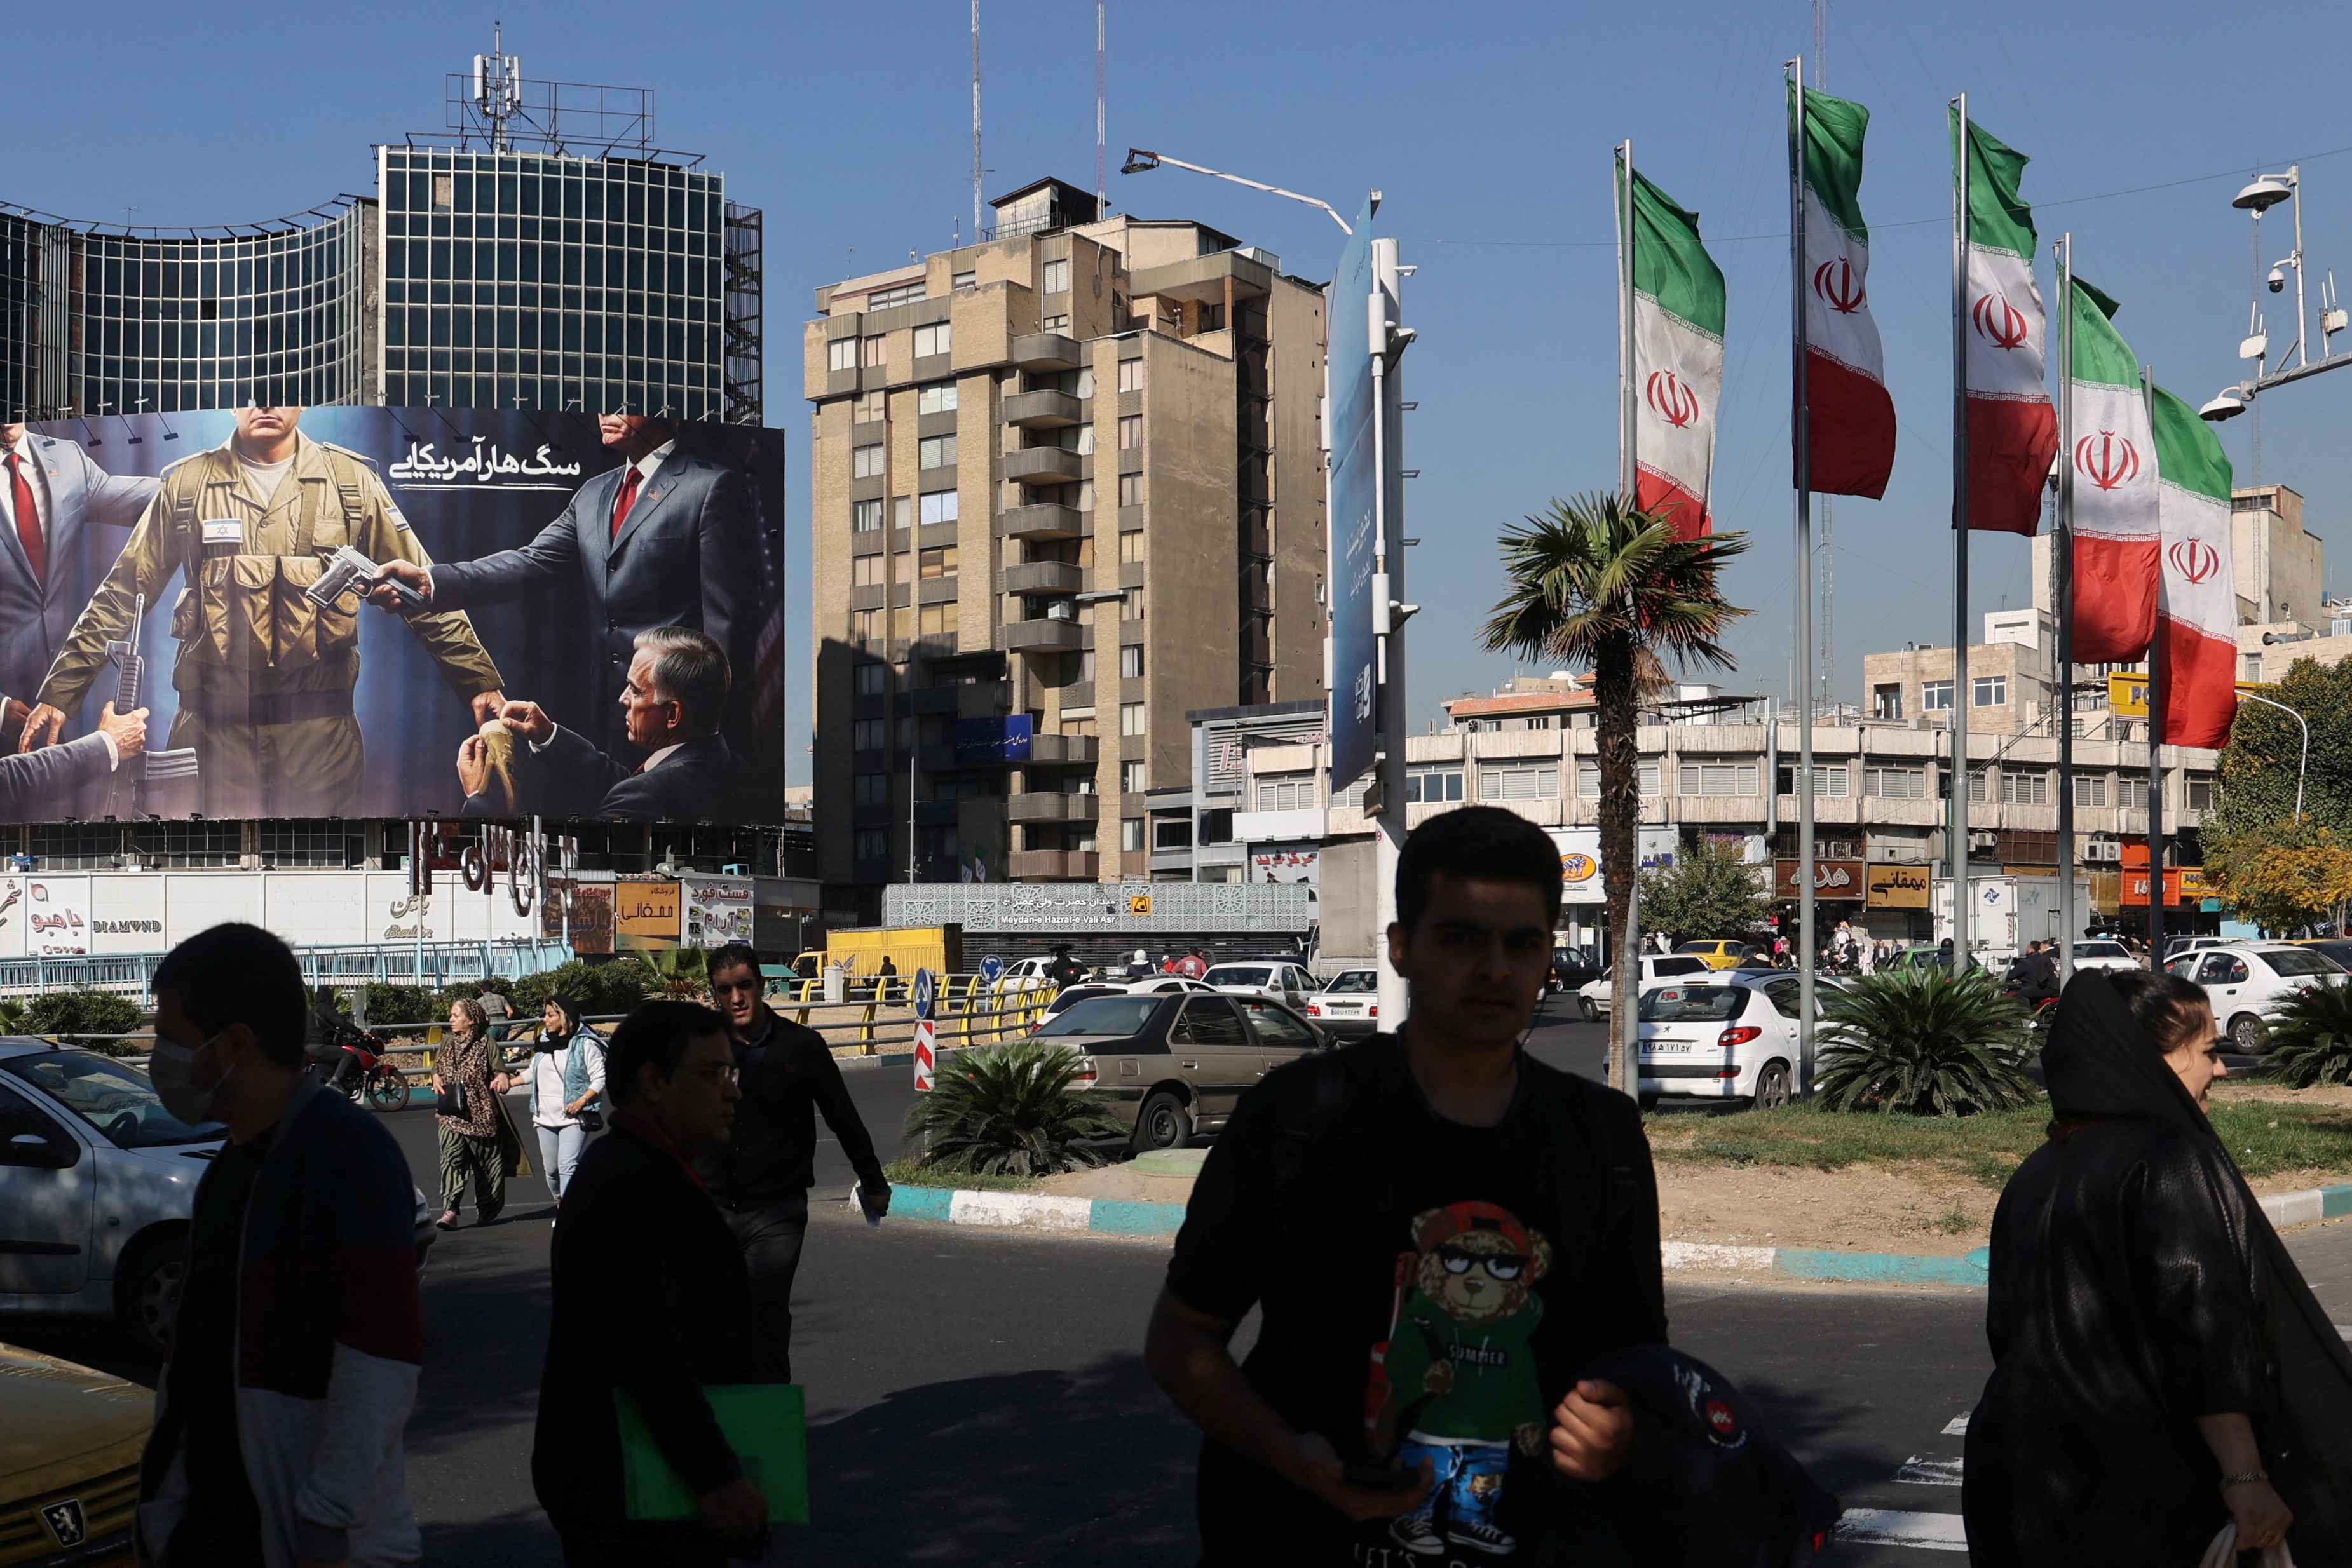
xmin=1482 ymin=493 xmax=1750 ymax=1095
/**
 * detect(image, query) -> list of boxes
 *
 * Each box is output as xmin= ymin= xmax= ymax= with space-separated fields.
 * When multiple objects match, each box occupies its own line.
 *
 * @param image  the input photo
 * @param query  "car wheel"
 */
xmin=1752 ymin=1061 xmax=1793 ymax=1111
xmin=1578 ymin=996 xmax=1600 ymax=1023
xmin=2230 ymin=1013 xmax=2266 ymax=1054
xmin=365 ymin=1067 xmax=411 ymax=1112
xmin=118 ymin=1231 xmax=188 ymax=1358
xmin=1134 ymin=1090 xmax=1193 ymax=1152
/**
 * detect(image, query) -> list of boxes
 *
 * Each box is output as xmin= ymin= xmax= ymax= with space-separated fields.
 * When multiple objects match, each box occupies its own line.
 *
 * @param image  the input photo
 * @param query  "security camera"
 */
xmin=2269 ymin=267 xmax=2288 ymax=293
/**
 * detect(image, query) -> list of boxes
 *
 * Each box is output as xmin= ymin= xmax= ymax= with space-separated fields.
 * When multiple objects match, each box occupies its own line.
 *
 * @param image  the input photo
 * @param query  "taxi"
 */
xmin=1673 ymin=940 xmax=1752 ymax=971
xmin=0 ymin=1341 xmax=147 ymax=1566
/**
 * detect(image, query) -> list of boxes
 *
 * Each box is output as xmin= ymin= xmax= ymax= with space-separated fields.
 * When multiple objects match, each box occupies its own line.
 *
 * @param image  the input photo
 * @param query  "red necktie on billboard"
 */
xmin=6 ymin=454 xmax=40 ymax=584
xmin=609 ymin=464 xmax=642 ymax=541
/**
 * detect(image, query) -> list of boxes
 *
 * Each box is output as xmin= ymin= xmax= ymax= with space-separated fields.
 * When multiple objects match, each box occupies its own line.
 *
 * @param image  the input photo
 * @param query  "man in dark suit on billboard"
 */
xmin=0 ymin=424 xmax=161 ymax=713
xmin=456 ymin=626 xmax=754 ymax=823
xmin=365 ymin=414 xmax=758 ymax=758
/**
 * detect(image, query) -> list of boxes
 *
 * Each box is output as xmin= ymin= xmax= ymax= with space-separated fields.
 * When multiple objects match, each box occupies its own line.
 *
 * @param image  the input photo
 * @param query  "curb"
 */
xmin=886 ymin=1186 xmax=1187 ymax=1236
xmin=2258 ymin=1182 xmax=2352 ymax=1229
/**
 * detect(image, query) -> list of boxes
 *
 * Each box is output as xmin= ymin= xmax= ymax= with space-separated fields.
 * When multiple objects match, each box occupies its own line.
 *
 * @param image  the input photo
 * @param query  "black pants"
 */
xmin=721 ymin=1194 xmax=808 ymax=1384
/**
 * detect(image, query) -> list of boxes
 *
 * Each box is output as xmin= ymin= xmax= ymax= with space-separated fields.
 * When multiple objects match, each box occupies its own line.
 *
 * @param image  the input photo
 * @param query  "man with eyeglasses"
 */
xmin=695 ymin=942 xmax=890 ymax=1384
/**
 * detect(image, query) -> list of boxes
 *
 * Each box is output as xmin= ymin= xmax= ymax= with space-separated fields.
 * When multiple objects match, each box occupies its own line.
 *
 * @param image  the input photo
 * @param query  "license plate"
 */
xmin=1646 ymin=1041 xmax=1692 ymax=1055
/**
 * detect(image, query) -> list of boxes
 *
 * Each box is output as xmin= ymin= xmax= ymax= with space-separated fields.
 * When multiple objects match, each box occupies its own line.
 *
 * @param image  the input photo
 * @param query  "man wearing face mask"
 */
xmin=137 ymin=923 xmax=425 ymax=1568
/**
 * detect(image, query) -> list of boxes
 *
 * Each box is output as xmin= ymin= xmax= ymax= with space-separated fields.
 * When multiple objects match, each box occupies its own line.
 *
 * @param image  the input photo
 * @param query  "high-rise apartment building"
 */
xmin=806 ymin=178 xmax=1327 ymax=918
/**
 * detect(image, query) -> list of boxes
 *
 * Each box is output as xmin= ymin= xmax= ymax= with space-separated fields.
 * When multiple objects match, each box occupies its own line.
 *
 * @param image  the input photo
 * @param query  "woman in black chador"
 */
xmin=1964 ymin=968 xmax=2352 ymax=1566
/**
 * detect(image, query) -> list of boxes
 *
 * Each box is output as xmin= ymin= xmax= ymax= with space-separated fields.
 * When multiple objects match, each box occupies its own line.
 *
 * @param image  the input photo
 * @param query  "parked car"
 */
xmin=2161 ymin=935 xmax=2229 ymax=963
xmin=0 ymin=1339 xmax=151 ymax=1564
xmin=1674 ymin=940 xmax=1752 ymax=971
xmin=2163 ymin=943 xmax=2349 ymax=1051
xmin=1549 ymin=949 xmax=1603 ymax=994
xmin=1029 ymin=977 xmax=1216 ymax=1030
xmin=1306 ymin=969 xmax=1379 ymax=1040
xmin=1636 ymin=971 xmax=1816 ymax=1111
xmin=2297 ymin=938 xmax=2352 ymax=973
xmin=2067 ymin=938 xmax=2142 ymax=975
xmin=0 ymin=1041 xmax=437 ymax=1354
xmin=1576 ymin=954 xmax=1713 ymax=1021
xmin=1201 ymin=961 xmax=1319 ymax=1011
xmin=1034 ymin=992 xmax=1326 ymax=1151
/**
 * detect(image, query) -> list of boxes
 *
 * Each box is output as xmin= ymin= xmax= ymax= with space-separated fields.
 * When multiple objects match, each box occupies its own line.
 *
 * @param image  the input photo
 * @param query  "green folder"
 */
xmin=615 ymin=1384 xmax=809 ymax=1525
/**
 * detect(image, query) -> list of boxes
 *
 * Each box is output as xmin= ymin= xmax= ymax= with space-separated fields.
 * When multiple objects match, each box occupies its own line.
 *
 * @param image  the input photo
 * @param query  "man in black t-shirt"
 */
xmin=1146 ymin=808 xmax=1666 ymax=1565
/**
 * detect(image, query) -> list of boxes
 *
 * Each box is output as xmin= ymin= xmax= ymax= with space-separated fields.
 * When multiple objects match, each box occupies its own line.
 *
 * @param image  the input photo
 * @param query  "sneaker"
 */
xmin=1445 ymin=1519 xmax=1517 ymax=1557
xmin=435 ymin=1210 xmax=459 ymax=1230
xmin=1389 ymin=1517 xmax=1446 ymax=1557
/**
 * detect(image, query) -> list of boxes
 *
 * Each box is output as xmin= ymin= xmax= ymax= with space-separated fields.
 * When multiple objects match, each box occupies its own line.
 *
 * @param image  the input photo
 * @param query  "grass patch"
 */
xmin=881 ymin=1159 xmax=1037 ymax=1192
xmin=1646 ymin=1098 xmax=2352 ymax=1189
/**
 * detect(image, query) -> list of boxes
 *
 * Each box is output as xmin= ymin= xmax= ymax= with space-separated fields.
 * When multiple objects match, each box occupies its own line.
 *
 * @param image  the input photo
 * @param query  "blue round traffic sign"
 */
xmin=979 ymin=955 xmax=1004 ymax=984
xmin=911 ymin=967 xmax=937 ymax=1019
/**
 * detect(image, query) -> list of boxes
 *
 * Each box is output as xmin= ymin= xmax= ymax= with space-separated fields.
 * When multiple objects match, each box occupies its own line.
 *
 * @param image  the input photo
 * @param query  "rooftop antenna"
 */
xmin=1095 ymin=1 xmax=1107 ymax=213
xmin=473 ymin=21 xmax=522 ymax=154
xmin=971 ymin=1 xmax=984 ymax=235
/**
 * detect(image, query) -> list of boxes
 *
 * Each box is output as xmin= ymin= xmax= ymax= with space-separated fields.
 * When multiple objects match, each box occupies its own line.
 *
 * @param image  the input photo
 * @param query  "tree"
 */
xmin=1637 ymin=837 xmax=1774 ymax=947
xmin=2206 ymin=658 xmax=2352 ymax=933
xmin=2201 ymin=819 xmax=2352 ymax=934
xmin=1482 ymin=493 xmax=1748 ymax=1094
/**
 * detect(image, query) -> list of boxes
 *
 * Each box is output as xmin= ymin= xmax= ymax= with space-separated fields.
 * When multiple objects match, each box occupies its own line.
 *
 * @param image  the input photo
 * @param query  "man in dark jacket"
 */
xmin=534 ymin=1001 xmax=768 ymax=1568
xmin=700 ymin=943 xmax=891 ymax=1383
xmin=2006 ymin=940 xmax=2058 ymax=1003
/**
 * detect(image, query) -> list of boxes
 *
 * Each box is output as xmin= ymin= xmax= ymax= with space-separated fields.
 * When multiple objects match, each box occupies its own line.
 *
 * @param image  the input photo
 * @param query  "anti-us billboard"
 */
xmin=9 ymin=408 xmax=784 ymax=823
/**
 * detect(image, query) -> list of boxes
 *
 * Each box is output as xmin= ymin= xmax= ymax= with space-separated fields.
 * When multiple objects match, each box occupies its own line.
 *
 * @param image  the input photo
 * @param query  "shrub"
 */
xmin=511 ymin=958 xmax=659 ymax=1021
xmin=1816 ymin=966 xmax=2041 ymax=1117
xmin=358 ymin=983 xmax=442 ymax=1029
xmin=23 ymin=989 xmax=144 ymax=1044
xmin=2260 ymin=982 xmax=2352 ymax=1088
xmin=901 ymin=1041 xmax=1127 ymax=1177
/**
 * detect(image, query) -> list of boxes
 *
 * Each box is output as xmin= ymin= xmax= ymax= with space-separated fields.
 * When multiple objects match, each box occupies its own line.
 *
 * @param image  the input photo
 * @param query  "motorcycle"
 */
xmin=306 ymin=1022 xmax=414 ymax=1112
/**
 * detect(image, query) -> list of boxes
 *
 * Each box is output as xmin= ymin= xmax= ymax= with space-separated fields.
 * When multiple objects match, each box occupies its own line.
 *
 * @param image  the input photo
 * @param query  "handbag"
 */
xmin=2201 ymin=1523 xmax=2295 ymax=1568
xmin=615 ymin=1384 xmax=807 ymax=1524
xmin=434 ymin=1079 xmax=467 ymax=1118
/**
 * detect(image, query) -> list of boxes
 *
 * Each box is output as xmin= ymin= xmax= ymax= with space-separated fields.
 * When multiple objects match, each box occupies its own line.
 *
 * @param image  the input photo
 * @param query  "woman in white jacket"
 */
xmin=526 ymin=995 xmax=605 ymax=1208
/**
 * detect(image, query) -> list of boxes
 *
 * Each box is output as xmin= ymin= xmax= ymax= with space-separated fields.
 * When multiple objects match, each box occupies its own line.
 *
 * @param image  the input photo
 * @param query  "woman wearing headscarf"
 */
xmin=1964 ymin=968 xmax=2352 ymax=1565
xmin=527 ymin=994 xmax=606 ymax=1211
xmin=433 ymin=996 xmax=512 ymax=1229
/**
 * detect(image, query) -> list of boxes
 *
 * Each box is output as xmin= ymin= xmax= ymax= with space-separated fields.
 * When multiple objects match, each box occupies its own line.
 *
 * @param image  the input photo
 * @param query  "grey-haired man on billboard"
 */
xmin=365 ymin=414 xmax=759 ymax=762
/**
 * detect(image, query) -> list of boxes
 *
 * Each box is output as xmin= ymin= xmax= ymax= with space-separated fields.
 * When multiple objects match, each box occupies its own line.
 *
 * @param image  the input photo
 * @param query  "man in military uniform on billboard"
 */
xmin=20 ymin=407 xmax=505 ymax=818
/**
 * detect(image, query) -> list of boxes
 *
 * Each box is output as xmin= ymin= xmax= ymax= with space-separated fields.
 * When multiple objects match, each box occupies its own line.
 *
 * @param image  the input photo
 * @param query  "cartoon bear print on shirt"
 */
xmin=1368 ymin=1201 xmax=1551 ymax=1559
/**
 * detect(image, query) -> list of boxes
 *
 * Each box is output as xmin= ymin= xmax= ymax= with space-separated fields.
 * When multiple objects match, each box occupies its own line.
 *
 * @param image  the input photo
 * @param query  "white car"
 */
xmin=1202 ymin=961 xmax=1319 ymax=1011
xmin=1577 ymin=954 xmax=1714 ymax=1021
xmin=1636 ymin=972 xmax=1815 ymax=1110
xmin=2165 ymin=943 xmax=2348 ymax=1052
xmin=1305 ymin=969 xmax=1379 ymax=1040
xmin=1030 ymin=976 xmax=1216 ymax=1029
xmin=2067 ymin=939 xmax=2141 ymax=976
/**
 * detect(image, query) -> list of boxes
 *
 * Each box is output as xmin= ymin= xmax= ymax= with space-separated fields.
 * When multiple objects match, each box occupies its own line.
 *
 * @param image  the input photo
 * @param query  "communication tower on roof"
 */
xmin=472 ymin=25 xmax=524 ymax=153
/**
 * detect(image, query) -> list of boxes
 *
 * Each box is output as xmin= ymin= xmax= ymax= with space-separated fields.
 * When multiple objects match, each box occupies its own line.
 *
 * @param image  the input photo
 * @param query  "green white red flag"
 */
xmin=2149 ymin=385 xmax=2239 ymax=748
xmin=2065 ymin=278 xmax=2160 ymax=664
xmin=1621 ymin=165 xmax=1724 ymax=538
xmin=1955 ymin=114 xmax=2057 ymax=533
xmin=1793 ymin=84 xmax=1895 ymax=497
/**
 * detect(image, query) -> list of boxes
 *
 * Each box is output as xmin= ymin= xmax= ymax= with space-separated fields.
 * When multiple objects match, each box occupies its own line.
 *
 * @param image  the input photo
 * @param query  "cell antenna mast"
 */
xmin=473 ymin=22 xmax=522 ymax=154
xmin=972 ymin=0 xmax=984 ymax=234
xmin=1096 ymin=1 xmax=1107 ymax=212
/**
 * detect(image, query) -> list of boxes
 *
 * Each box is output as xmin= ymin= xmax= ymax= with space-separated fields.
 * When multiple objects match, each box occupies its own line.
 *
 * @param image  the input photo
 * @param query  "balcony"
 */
xmin=1010 ymin=332 xmax=1084 ymax=372
xmin=1002 ymin=389 xmax=1084 ymax=428
xmin=998 ymin=503 xmax=1086 ymax=541
xmin=1009 ymin=792 xmax=1101 ymax=825
xmin=1003 ymin=559 xmax=1085 ymax=595
xmin=1009 ymin=849 xmax=1100 ymax=881
xmin=1028 ymin=732 xmax=1097 ymax=766
xmin=998 ymin=617 xmax=1085 ymax=653
xmin=1003 ymin=446 xmax=1085 ymax=487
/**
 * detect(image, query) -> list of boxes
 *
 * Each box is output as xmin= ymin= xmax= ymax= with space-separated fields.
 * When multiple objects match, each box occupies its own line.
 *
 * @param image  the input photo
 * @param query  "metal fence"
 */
xmin=0 ymin=940 xmax=574 ymax=1006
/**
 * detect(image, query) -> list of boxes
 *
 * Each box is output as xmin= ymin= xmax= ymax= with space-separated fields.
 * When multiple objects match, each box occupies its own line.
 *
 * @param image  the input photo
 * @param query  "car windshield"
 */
xmin=2262 ymin=948 xmax=2343 ymax=977
xmin=1047 ymin=987 xmax=1116 ymax=1012
xmin=2079 ymin=943 xmax=2126 ymax=958
xmin=1638 ymin=985 xmax=1747 ymax=1023
xmin=1 ymin=1050 xmax=223 ymax=1148
xmin=1324 ymin=972 xmax=1376 ymax=993
xmin=1207 ymin=966 xmax=1270 ymax=987
xmin=1033 ymin=996 xmax=1164 ymax=1037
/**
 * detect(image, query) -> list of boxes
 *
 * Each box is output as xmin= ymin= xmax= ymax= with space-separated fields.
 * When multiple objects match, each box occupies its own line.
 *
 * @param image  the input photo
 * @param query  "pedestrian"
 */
xmin=1160 ymin=951 xmax=1179 ymax=975
xmin=702 ymin=942 xmax=890 ymax=1382
xmin=2008 ymin=940 xmax=2058 ymax=1004
xmin=1964 ymin=970 xmax=2352 ymax=1565
xmin=435 ymin=997 xmax=512 ymax=1229
xmin=1175 ymin=947 xmax=1209 ymax=980
xmin=1146 ymin=806 xmax=1664 ymax=1563
xmin=479 ymin=977 xmax=513 ymax=1044
xmin=1045 ymin=943 xmax=1085 ymax=989
xmin=876 ymin=952 xmax=898 ymax=1003
xmin=1127 ymin=948 xmax=1152 ymax=980
xmin=529 ymin=994 xmax=606 ymax=1211
xmin=136 ymin=923 xmax=423 ymax=1567
xmin=534 ymin=1001 xmax=772 ymax=1567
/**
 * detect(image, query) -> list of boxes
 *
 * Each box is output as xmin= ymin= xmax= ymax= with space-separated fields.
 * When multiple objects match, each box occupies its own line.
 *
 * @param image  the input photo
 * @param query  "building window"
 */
xmin=1117 ymin=414 xmax=1143 ymax=450
xmin=1972 ymin=674 xmax=2008 ymax=707
xmin=913 ymin=321 xmax=952 ymax=358
xmin=1075 ymin=480 xmax=1097 ymax=513
xmin=1118 ymin=358 xmax=1145 ymax=393
xmin=919 ymin=546 xmax=958 ymax=580
xmin=848 ymin=389 xmax=885 ymax=423
xmin=1122 ymin=590 xmax=1146 ymax=621
xmin=1478 ymin=766 xmax=1561 ymax=802
xmin=853 ymin=663 xmax=887 ymax=696
xmin=860 ymin=335 xmax=888 ymax=367
xmin=1120 ymin=702 xmax=1146 ymax=737
xmin=1042 ymin=257 xmax=1070 ymax=293
xmin=853 ymin=719 xmax=887 ymax=751
xmin=852 ymin=555 xmax=886 ymax=588
xmin=1119 ymin=644 xmax=1144 ymax=680
xmin=1861 ymin=766 xmax=1926 ymax=799
xmin=2121 ymin=777 xmax=2150 ymax=809
xmin=853 ymin=773 xmax=890 ymax=804
xmin=952 ymin=269 xmax=977 ymax=290
xmin=2074 ymin=773 xmax=2109 ymax=807
xmin=1917 ymin=680 xmax=1951 ymax=712
xmin=1042 ymin=313 xmax=1070 ymax=332
xmin=919 ymin=434 xmax=958 ymax=469
xmin=1406 ymin=768 xmax=1465 ymax=804
xmin=1154 ymin=820 xmax=1193 ymax=851
xmin=1255 ymin=776 xmax=1318 ymax=812
xmin=1676 ymin=762 xmax=1759 ymax=797
xmin=1120 ymin=760 xmax=1147 ymax=794
xmin=1998 ymin=769 xmax=2050 ymax=804
xmin=852 ymin=499 xmax=884 ymax=533
xmin=1873 ymin=684 xmax=1902 ymax=720
xmin=919 ymin=489 xmax=958 ymax=526
xmin=1774 ymin=765 xmax=1850 ymax=798
xmin=2186 ymin=776 xmax=2217 ymax=811
xmin=1121 ymin=817 xmax=1146 ymax=852
xmin=1576 ymin=762 xmax=1662 ymax=797
xmin=892 ymin=496 xmax=911 ymax=529
xmin=852 ymin=609 xmax=881 ymax=645
xmin=853 ymin=829 xmax=888 ymax=862
xmin=1119 ymin=530 xmax=1144 ymax=564
xmin=869 ymin=279 xmax=927 ymax=309
xmin=916 ymin=381 xmax=958 ymax=415
xmin=1118 ymin=473 xmax=1141 ymax=507
xmin=852 ymin=443 xmax=886 ymax=478
xmin=919 ymin=602 xmax=959 ymax=636
xmin=828 ymin=337 xmax=859 ymax=372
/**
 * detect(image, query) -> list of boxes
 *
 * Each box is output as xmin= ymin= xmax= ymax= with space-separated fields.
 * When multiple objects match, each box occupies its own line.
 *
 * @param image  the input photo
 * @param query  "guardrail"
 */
xmin=0 ymin=940 xmax=574 ymax=1004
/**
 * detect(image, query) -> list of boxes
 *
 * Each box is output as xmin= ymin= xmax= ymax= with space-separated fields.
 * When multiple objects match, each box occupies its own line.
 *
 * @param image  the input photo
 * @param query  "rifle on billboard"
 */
xmin=102 ymin=591 xmax=201 ymax=820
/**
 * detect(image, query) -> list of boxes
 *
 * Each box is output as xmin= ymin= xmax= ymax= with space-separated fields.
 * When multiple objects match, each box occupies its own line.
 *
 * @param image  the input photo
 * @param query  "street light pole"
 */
xmin=1120 ymin=149 xmax=1354 ymax=234
xmin=2235 ymin=691 xmax=2309 ymax=821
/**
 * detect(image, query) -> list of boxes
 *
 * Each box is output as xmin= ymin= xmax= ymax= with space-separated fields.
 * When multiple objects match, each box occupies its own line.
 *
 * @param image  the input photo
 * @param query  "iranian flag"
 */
xmin=2150 ymin=386 xmax=2240 ymax=747
xmin=1622 ymin=166 xmax=1724 ymax=538
xmin=1795 ymin=84 xmax=1895 ymax=497
xmin=1955 ymin=114 xmax=2057 ymax=534
xmin=2065 ymin=278 xmax=2160 ymax=664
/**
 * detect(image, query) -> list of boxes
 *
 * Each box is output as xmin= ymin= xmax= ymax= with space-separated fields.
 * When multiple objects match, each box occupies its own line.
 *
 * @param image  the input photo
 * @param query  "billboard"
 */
xmin=1546 ymin=827 xmax=1680 ymax=906
xmin=9 ymin=408 xmax=785 ymax=823
xmin=1326 ymin=198 xmax=1381 ymax=791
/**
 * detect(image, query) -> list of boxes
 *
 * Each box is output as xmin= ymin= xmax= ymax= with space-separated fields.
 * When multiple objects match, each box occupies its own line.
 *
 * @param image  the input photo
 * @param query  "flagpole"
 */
xmin=1948 ymin=92 xmax=1973 ymax=975
xmin=2054 ymin=234 xmax=2077 ymax=981
xmin=1617 ymin=140 xmax=1637 ymax=501
xmin=1787 ymin=60 xmax=1818 ymax=1092
xmin=2142 ymin=364 xmax=2167 ymax=959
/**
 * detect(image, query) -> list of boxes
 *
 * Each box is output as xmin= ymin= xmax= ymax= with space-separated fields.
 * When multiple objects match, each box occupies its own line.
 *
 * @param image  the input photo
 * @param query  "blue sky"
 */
xmin=13 ymin=0 xmax=2352 ymax=780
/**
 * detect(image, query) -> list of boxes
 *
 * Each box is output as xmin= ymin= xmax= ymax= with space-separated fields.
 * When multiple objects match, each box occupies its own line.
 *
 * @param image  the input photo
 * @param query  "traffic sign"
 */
xmin=911 ymin=966 xmax=935 ymax=1020
xmin=979 ymin=955 xmax=1003 ymax=984
xmin=912 ymin=1018 xmax=936 ymax=1092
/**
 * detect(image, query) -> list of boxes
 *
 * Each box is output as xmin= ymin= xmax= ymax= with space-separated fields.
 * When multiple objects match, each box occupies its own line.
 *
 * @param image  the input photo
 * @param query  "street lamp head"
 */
xmin=1120 ymin=149 xmax=1160 ymax=175
xmin=2199 ymin=388 xmax=2247 ymax=422
xmin=2235 ymin=176 xmax=2294 ymax=212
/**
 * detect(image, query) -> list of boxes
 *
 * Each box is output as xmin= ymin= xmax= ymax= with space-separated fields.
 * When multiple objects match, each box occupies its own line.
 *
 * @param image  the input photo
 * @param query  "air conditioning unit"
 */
xmin=2083 ymin=841 xmax=2121 ymax=864
xmin=1968 ymin=832 xmax=1999 ymax=852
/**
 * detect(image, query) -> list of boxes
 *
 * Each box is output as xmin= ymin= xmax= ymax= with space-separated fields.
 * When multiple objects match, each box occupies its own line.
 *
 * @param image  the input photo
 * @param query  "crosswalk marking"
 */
xmin=1895 ymin=1456 xmax=1964 ymax=1485
xmin=1941 ymin=1413 xmax=1969 ymax=1436
xmin=1838 ymin=1510 xmax=1968 ymax=1551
